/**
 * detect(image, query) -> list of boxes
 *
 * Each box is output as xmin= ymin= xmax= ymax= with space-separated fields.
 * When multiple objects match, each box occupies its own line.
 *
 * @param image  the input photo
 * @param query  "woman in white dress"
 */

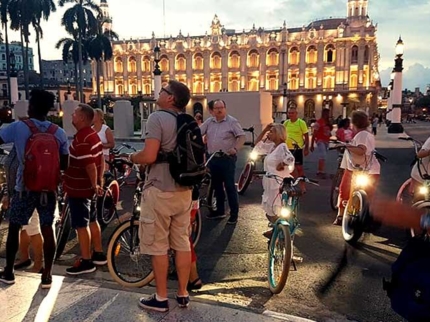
xmin=93 ymin=108 xmax=115 ymax=161
xmin=253 ymin=124 xmax=295 ymax=236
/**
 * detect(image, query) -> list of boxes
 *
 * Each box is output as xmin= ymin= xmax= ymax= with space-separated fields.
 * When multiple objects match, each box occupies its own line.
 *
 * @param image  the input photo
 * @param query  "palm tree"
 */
xmin=87 ymin=15 xmax=118 ymax=108
xmin=55 ymin=35 xmax=89 ymax=100
xmin=32 ymin=0 xmax=56 ymax=88
xmin=59 ymin=0 xmax=100 ymax=102
xmin=0 ymin=0 xmax=12 ymax=104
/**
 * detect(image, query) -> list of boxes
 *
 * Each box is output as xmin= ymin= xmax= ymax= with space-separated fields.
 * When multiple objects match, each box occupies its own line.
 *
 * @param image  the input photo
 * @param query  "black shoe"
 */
xmin=139 ymin=294 xmax=169 ymax=312
xmin=0 ymin=270 xmax=15 ymax=285
xmin=176 ymin=294 xmax=190 ymax=308
xmin=92 ymin=252 xmax=107 ymax=266
xmin=206 ymin=212 xmax=226 ymax=220
xmin=227 ymin=215 xmax=238 ymax=225
xmin=66 ymin=259 xmax=96 ymax=276
xmin=14 ymin=259 xmax=32 ymax=270
xmin=41 ymin=275 xmax=52 ymax=289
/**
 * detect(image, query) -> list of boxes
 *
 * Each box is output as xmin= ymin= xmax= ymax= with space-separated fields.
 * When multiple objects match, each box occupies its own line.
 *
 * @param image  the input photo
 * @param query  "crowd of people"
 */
xmin=0 ymin=82 xmax=429 ymax=317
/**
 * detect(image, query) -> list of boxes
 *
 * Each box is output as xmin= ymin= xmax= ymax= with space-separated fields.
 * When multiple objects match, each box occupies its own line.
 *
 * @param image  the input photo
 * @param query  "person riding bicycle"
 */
xmin=409 ymin=135 xmax=430 ymax=200
xmin=334 ymin=111 xmax=381 ymax=225
xmin=253 ymin=123 xmax=295 ymax=237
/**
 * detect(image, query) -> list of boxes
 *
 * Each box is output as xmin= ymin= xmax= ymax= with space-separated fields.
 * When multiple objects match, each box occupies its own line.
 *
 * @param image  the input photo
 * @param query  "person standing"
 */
xmin=0 ymin=89 xmax=69 ymax=288
xmin=93 ymin=108 xmax=115 ymax=161
xmin=284 ymin=107 xmax=309 ymax=190
xmin=63 ymin=104 xmax=107 ymax=275
xmin=200 ymin=99 xmax=246 ymax=224
xmin=372 ymin=114 xmax=379 ymax=135
xmin=310 ymin=108 xmax=332 ymax=177
xmin=128 ymin=80 xmax=194 ymax=311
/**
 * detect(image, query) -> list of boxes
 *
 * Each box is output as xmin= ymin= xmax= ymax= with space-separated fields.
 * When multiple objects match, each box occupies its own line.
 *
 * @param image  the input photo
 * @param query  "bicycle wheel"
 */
xmin=268 ymin=223 xmax=292 ymax=294
xmin=107 ymin=220 xmax=153 ymax=288
xmin=410 ymin=201 xmax=430 ymax=237
xmin=98 ymin=180 xmax=120 ymax=227
xmin=190 ymin=209 xmax=202 ymax=247
xmin=237 ymin=162 xmax=254 ymax=195
xmin=55 ymin=205 xmax=72 ymax=260
xmin=330 ymin=169 xmax=344 ymax=211
xmin=342 ymin=190 xmax=367 ymax=244
xmin=396 ymin=178 xmax=413 ymax=204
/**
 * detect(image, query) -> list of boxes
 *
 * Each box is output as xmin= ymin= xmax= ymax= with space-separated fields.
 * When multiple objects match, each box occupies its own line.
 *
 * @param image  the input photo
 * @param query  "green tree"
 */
xmin=87 ymin=15 xmax=118 ymax=108
xmin=32 ymin=0 xmax=56 ymax=88
xmin=0 ymin=0 xmax=12 ymax=104
xmin=59 ymin=0 xmax=100 ymax=102
xmin=55 ymin=35 xmax=89 ymax=99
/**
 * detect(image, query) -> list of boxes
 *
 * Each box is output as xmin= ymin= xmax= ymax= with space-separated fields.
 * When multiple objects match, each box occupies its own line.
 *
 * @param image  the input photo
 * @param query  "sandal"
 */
xmin=333 ymin=216 xmax=342 ymax=226
xmin=187 ymin=278 xmax=203 ymax=291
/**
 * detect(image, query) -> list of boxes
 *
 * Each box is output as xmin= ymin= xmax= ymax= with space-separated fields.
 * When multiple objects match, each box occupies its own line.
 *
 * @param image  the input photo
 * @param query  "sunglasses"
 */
xmin=160 ymin=87 xmax=173 ymax=95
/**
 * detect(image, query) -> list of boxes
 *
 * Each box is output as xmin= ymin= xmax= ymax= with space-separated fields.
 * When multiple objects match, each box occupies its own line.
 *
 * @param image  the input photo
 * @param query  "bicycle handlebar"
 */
xmin=243 ymin=127 xmax=254 ymax=133
xmin=265 ymin=173 xmax=319 ymax=186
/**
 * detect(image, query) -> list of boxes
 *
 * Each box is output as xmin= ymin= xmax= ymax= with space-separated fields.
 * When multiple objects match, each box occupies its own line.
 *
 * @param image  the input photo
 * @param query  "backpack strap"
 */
xmin=23 ymin=119 xmax=40 ymax=135
xmin=46 ymin=123 xmax=59 ymax=135
xmin=158 ymin=109 xmax=178 ymax=118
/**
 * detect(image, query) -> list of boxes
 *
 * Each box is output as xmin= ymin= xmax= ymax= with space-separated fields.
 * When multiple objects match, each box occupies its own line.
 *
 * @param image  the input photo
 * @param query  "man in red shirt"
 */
xmin=63 ymin=104 xmax=106 ymax=275
xmin=310 ymin=108 xmax=332 ymax=178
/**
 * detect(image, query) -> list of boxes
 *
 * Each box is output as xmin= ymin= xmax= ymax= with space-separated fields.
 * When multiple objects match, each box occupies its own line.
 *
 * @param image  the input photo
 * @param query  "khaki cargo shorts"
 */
xmin=139 ymin=186 xmax=192 ymax=256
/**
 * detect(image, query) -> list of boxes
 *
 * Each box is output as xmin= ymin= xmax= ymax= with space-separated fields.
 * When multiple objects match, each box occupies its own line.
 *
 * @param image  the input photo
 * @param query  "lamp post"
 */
xmin=153 ymin=45 xmax=162 ymax=100
xmin=66 ymin=78 xmax=73 ymax=101
xmin=9 ymin=52 xmax=19 ymax=119
xmin=282 ymin=82 xmax=288 ymax=121
xmin=388 ymin=37 xmax=404 ymax=133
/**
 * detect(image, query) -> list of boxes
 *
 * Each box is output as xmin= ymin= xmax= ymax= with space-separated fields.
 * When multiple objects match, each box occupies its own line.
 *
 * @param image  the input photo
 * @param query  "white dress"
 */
xmin=253 ymin=141 xmax=295 ymax=217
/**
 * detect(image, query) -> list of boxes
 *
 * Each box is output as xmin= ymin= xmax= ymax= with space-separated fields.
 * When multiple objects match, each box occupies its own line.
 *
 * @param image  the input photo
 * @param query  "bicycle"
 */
xmin=331 ymin=141 xmax=387 ymax=244
xmin=396 ymin=137 xmax=429 ymax=237
xmin=264 ymin=173 xmax=318 ymax=294
xmin=237 ymin=127 xmax=266 ymax=195
xmin=54 ymin=182 xmax=72 ymax=260
xmin=328 ymin=140 xmax=346 ymax=211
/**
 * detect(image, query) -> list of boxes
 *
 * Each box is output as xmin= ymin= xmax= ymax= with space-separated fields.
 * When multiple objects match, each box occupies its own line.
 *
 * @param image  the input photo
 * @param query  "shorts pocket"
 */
xmin=139 ymin=213 xmax=156 ymax=246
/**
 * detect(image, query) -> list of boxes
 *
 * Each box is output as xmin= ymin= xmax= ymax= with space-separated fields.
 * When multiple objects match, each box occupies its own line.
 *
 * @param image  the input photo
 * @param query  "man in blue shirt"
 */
xmin=0 ymin=89 xmax=69 ymax=288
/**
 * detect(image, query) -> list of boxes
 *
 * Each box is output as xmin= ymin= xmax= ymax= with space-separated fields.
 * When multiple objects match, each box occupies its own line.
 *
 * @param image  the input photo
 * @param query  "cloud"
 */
xmin=380 ymin=63 xmax=430 ymax=91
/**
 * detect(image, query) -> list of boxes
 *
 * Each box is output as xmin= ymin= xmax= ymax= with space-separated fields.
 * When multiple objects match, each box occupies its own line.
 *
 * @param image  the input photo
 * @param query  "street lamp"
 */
xmin=153 ymin=45 xmax=162 ymax=100
xmin=388 ymin=37 xmax=404 ymax=133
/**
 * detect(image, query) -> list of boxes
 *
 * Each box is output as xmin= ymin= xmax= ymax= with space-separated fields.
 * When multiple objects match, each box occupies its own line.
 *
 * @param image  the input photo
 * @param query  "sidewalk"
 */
xmin=2 ymin=268 xmax=315 ymax=322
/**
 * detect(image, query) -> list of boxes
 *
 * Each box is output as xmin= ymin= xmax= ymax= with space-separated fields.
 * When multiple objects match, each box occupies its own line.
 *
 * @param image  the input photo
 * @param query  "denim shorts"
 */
xmin=68 ymin=197 xmax=97 ymax=229
xmin=9 ymin=191 xmax=56 ymax=227
xmin=315 ymin=141 xmax=329 ymax=160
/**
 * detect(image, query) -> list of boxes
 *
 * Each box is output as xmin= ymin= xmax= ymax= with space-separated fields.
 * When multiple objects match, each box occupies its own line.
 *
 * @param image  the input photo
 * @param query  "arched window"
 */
xmin=229 ymin=51 xmax=240 ymax=68
xmin=350 ymin=74 xmax=358 ymax=88
xmin=115 ymin=57 xmax=123 ymax=73
xmin=211 ymin=52 xmax=222 ymax=69
xmin=325 ymin=45 xmax=335 ymax=63
xmin=193 ymin=53 xmax=203 ymax=70
xmin=128 ymin=56 xmax=137 ymax=73
xmin=289 ymin=47 xmax=299 ymax=65
xmin=130 ymin=84 xmax=137 ymax=95
xmin=351 ymin=45 xmax=359 ymax=64
xmin=268 ymin=77 xmax=277 ymax=90
xmin=142 ymin=56 xmax=151 ymax=72
xmin=267 ymin=48 xmax=279 ymax=66
xmin=304 ymin=99 xmax=315 ymax=121
xmin=307 ymin=46 xmax=317 ymax=64
xmin=117 ymin=84 xmax=123 ymax=95
xmin=248 ymin=49 xmax=259 ymax=68
xmin=160 ymin=55 xmax=169 ymax=72
xmin=193 ymin=80 xmax=204 ymax=94
xmin=324 ymin=76 xmax=334 ymax=89
xmin=247 ymin=77 xmax=259 ymax=91
xmin=176 ymin=54 xmax=186 ymax=71
xmin=364 ymin=45 xmax=370 ymax=64
xmin=211 ymin=81 xmax=221 ymax=92
xmin=143 ymin=83 xmax=151 ymax=95
xmin=229 ymin=80 xmax=239 ymax=92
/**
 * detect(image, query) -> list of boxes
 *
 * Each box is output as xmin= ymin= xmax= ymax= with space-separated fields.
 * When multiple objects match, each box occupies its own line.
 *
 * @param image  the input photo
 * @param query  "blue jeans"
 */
xmin=208 ymin=155 xmax=239 ymax=217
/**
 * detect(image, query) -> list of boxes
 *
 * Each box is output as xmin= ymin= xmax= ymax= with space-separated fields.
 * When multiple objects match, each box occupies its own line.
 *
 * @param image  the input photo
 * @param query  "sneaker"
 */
xmin=14 ymin=259 xmax=32 ymax=270
xmin=139 ymin=294 xmax=169 ymax=312
xmin=227 ymin=215 xmax=238 ymax=225
xmin=66 ymin=259 xmax=96 ymax=276
xmin=0 ymin=270 xmax=15 ymax=285
xmin=41 ymin=275 xmax=52 ymax=289
xmin=176 ymin=294 xmax=190 ymax=308
xmin=206 ymin=212 xmax=226 ymax=220
xmin=92 ymin=252 xmax=107 ymax=266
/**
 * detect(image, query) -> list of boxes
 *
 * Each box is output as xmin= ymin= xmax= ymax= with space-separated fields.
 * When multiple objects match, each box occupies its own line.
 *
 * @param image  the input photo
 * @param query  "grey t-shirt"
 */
xmin=144 ymin=109 xmax=189 ymax=192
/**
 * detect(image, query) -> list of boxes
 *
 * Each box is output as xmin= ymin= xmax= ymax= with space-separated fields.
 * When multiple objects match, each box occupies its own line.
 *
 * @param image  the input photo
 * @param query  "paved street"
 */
xmin=2 ymin=121 xmax=429 ymax=322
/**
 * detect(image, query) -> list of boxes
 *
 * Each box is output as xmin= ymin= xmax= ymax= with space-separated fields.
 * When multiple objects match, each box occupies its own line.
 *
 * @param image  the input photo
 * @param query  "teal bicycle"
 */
xmin=265 ymin=174 xmax=318 ymax=294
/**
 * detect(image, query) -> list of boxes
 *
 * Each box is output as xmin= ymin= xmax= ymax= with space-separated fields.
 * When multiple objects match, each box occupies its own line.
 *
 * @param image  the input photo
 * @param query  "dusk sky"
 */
xmin=5 ymin=0 xmax=430 ymax=90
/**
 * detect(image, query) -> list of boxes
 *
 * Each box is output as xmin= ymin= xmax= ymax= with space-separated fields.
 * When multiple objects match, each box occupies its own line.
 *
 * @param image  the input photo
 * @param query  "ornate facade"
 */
xmin=94 ymin=0 xmax=381 ymax=119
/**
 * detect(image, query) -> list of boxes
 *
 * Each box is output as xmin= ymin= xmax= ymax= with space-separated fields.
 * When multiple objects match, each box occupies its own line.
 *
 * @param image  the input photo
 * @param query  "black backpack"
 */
xmin=383 ymin=236 xmax=430 ymax=322
xmin=158 ymin=110 xmax=206 ymax=187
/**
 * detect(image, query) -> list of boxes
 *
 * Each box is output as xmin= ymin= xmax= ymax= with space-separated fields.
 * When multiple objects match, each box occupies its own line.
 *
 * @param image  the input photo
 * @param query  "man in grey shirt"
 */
xmin=128 ymin=80 xmax=192 ymax=312
xmin=200 ymin=99 xmax=246 ymax=224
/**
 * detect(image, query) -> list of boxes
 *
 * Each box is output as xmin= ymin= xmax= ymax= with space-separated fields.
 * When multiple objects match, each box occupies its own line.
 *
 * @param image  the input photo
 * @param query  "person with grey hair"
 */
xmin=253 ymin=123 xmax=295 ymax=237
xmin=200 ymin=99 xmax=246 ymax=224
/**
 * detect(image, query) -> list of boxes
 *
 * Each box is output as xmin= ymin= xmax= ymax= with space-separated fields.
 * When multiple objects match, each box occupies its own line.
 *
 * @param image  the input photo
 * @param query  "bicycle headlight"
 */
xmin=280 ymin=207 xmax=291 ymax=218
xmin=250 ymin=151 xmax=259 ymax=161
xmin=355 ymin=174 xmax=370 ymax=187
xmin=419 ymin=186 xmax=429 ymax=195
